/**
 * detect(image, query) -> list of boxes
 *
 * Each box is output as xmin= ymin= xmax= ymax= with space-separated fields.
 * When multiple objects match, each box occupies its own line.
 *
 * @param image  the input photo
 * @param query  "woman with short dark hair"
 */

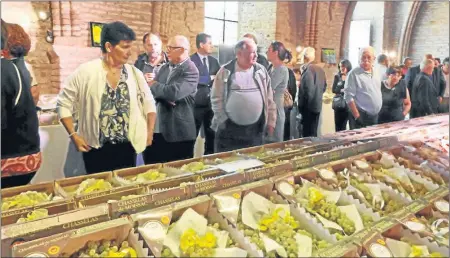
xmin=266 ymin=41 xmax=292 ymax=142
xmin=57 ymin=21 xmax=157 ymax=174
xmin=378 ymin=66 xmax=411 ymax=124
xmin=3 ymin=22 xmax=40 ymax=106
xmin=1 ymin=21 xmax=41 ymax=188
xmin=332 ymin=59 xmax=352 ymax=131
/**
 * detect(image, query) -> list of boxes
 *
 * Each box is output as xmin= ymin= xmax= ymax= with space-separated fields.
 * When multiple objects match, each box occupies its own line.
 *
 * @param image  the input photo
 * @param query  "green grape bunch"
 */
xmin=296 ymin=187 xmax=357 ymax=236
xmin=160 ymin=222 xmax=239 ymax=257
xmin=70 ymin=239 xmax=137 ymax=258
xmin=2 ymin=191 xmax=55 ymax=211
xmin=236 ymin=196 xmax=330 ymax=257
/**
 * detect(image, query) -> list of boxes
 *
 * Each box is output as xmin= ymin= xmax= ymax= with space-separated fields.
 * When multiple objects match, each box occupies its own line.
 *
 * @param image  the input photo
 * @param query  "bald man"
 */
xmin=211 ymin=38 xmax=276 ymax=152
xmin=406 ymin=53 xmax=446 ymax=118
xmin=143 ymin=35 xmax=200 ymax=164
xmin=344 ymin=46 xmax=382 ymax=129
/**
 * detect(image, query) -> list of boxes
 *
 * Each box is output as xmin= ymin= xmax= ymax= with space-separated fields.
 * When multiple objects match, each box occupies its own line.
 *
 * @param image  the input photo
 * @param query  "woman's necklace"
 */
xmin=102 ymin=57 xmax=121 ymax=75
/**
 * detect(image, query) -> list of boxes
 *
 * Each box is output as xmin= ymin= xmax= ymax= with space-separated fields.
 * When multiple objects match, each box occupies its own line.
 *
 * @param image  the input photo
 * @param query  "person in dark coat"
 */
xmin=297 ymin=47 xmax=327 ymax=137
xmin=411 ymin=59 xmax=439 ymax=118
xmin=190 ymin=33 xmax=220 ymax=155
xmin=1 ymin=21 xmax=41 ymax=188
xmin=134 ymin=32 xmax=168 ymax=80
xmin=378 ymin=66 xmax=411 ymax=124
xmin=332 ymin=59 xmax=352 ymax=132
xmin=144 ymin=35 xmax=199 ymax=164
xmin=243 ymin=33 xmax=270 ymax=70
xmin=406 ymin=54 xmax=446 ymax=118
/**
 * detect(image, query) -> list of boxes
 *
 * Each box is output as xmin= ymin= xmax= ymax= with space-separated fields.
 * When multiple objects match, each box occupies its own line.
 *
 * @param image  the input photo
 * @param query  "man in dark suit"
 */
xmin=406 ymin=54 xmax=446 ymax=118
xmin=144 ymin=35 xmax=199 ymax=164
xmin=297 ymin=47 xmax=327 ymax=137
xmin=190 ymin=33 xmax=220 ymax=155
xmin=411 ymin=58 xmax=439 ymax=117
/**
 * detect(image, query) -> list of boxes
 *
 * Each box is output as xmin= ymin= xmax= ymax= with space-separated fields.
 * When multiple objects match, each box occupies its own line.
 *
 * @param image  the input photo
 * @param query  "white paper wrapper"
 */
xmin=338 ymin=205 xmax=364 ymax=232
xmin=385 ymin=238 xmax=412 ymax=257
xmin=297 ymin=179 xmax=341 ymax=204
xmin=295 ymin=233 xmax=313 ymax=257
xmin=213 ymin=247 xmax=248 ymax=257
xmin=241 ymin=192 xmax=273 ymax=230
xmin=401 ymin=226 xmax=450 ymax=255
xmin=260 ymin=232 xmax=287 ymax=257
xmin=164 ymin=208 xmax=208 ymax=257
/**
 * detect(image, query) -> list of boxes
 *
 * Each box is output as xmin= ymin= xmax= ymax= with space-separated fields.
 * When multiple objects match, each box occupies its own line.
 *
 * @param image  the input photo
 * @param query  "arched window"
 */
xmin=204 ymin=1 xmax=238 ymax=45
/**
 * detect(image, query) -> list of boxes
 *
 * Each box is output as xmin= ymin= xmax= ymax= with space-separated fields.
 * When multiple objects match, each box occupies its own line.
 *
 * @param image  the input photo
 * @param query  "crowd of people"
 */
xmin=332 ymin=48 xmax=448 ymax=131
xmin=1 ymin=20 xmax=448 ymax=188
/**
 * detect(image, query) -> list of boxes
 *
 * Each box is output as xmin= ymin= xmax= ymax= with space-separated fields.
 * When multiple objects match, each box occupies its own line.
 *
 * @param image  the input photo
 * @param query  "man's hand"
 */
xmin=147 ymin=80 xmax=156 ymax=87
xmin=439 ymin=96 xmax=443 ymax=104
xmin=267 ymin=126 xmax=275 ymax=136
xmin=144 ymin=73 xmax=155 ymax=82
xmin=71 ymin=134 xmax=91 ymax=152
xmin=146 ymin=132 xmax=154 ymax=146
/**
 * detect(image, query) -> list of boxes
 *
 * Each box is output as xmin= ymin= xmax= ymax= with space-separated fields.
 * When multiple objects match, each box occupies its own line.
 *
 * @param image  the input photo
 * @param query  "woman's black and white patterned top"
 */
xmin=99 ymin=66 xmax=131 ymax=145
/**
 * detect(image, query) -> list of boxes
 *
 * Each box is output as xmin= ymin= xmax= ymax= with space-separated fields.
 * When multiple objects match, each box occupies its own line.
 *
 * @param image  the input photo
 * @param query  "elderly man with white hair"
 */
xmin=344 ymin=46 xmax=382 ymax=129
xmin=297 ymin=47 xmax=327 ymax=137
xmin=144 ymin=35 xmax=199 ymax=164
xmin=210 ymin=38 xmax=276 ymax=152
xmin=411 ymin=58 xmax=439 ymax=117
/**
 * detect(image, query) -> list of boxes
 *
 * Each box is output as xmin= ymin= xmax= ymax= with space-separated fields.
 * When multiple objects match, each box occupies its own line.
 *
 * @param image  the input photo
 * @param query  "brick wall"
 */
xmin=383 ymin=2 xmax=413 ymax=58
xmin=408 ymin=1 xmax=450 ymax=64
xmin=2 ymin=1 xmax=204 ymax=95
xmin=2 ymin=2 xmax=56 ymax=93
xmin=238 ymin=1 xmax=277 ymax=53
xmin=3 ymin=1 xmax=448 ymax=96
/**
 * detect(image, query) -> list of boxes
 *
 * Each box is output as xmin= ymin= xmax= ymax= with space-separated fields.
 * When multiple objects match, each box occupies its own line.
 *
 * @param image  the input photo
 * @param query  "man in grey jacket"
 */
xmin=144 ymin=35 xmax=199 ymax=163
xmin=297 ymin=47 xmax=327 ymax=137
xmin=211 ymin=38 xmax=276 ymax=153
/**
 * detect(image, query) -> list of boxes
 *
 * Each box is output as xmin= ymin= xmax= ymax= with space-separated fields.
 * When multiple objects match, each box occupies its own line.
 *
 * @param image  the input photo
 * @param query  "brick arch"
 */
xmin=339 ymin=1 xmax=357 ymax=60
xmin=397 ymin=1 xmax=422 ymax=63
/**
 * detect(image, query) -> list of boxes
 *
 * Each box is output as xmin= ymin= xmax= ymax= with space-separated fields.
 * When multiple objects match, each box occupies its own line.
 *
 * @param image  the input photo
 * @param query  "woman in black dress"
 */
xmin=378 ymin=66 xmax=411 ymax=124
xmin=332 ymin=59 xmax=352 ymax=131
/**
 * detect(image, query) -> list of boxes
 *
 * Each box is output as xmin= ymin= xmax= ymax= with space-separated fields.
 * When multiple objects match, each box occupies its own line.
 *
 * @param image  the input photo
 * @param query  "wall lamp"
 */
xmin=45 ymin=30 xmax=54 ymax=43
xmin=38 ymin=11 xmax=50 ymax=21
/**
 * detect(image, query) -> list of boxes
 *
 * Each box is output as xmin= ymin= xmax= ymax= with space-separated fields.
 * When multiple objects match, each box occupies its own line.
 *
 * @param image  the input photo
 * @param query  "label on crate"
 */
xmin=111 ymin=195 xmax=153 ymax=217
xmin=350 ymin=228 xmax=375 ymax=245
xmin=406 ymin=200 xmax=428 ymax=214
xmin=293 ymin=157 xmax=312 ymax=169
xmin=192 ymin=178 xmax=219 ymax=195
xmin=142 ymin=220 xmax=166 ymax=241
xmin=434 ymin=200 xmax=449 ymax=213
xmin=276 ymin=181 xmax=295 ymax=196
xmin=328 ymin=150 xmax=344 ymax=161
xmin=318 ymin=168 xmax=337 ymax=181
xmin=373 ymin=218 xmax=398 ymax=233
xmin=390 ymin=208 xmax=410 ymax=220
xmin=368 ymin=242 xmax=393 ymax=258
xmin=220 ymin=173 xmax=246 ymax=190
xmin=403 ymin=220 xmax=426 ymax=233
xmin=319 ymin=242 xmax=357 ymax=257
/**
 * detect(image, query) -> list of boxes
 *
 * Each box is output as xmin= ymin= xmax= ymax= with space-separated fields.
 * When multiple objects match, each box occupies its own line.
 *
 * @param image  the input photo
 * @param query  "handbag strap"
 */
xmin=12 ymin=62 xmax=23 ymax=107
xmin=130 ymin=65 xmax=144 ymax=101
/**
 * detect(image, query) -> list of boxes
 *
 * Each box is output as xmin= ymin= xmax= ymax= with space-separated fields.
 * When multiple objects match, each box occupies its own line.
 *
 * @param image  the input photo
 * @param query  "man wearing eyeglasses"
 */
xmin=143 ymin=35 xmax=199 ymax=164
